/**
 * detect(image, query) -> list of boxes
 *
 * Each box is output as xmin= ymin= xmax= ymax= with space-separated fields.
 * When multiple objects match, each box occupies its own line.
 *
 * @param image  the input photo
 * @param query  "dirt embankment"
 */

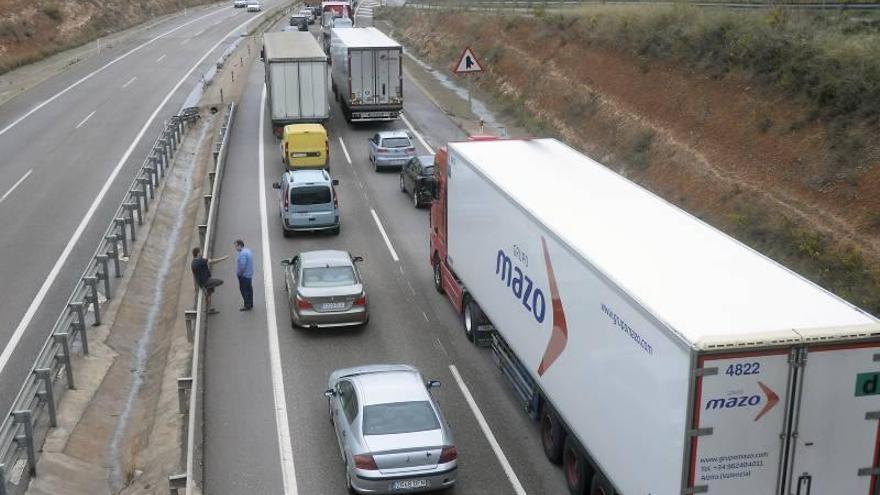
xmin=380 ymin=8 xmax=880 ymax=315
xmin=0 ymin=0 xmax=216 ymax=73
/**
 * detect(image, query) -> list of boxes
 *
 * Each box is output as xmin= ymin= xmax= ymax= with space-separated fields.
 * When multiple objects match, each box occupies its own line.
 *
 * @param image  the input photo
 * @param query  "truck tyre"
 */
xmin=540 ymin=405 xmax=565 ymax=465
xmin=463 ymin=298 xmax=483 ymax=343
xmin=330 ymin=225 xmax=341 ymax=235
xmin=432 ymin=258 xmax=444 ymax=294
xmin=563 ymin=436 xmax=592 ymax=495
xmin=589 ymin=473 xmax=613 ymax=495
xmin=283 ymin=228 xmax=292 ymax=239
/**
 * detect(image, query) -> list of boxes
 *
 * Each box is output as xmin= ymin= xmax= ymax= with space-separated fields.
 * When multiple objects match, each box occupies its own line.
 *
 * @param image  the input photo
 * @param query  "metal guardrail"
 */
xmin=0 ymin=112 xmax=199 ymax=495
xmin=403 ymin=0 xmax=880 ymax=10
xmin=169 ymin=102 xmax=235 ymax=495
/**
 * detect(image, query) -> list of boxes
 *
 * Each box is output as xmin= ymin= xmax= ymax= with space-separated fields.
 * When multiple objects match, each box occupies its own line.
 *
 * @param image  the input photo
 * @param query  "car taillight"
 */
xmin=283 ymin=191 xmax=289 ymax=208
xmin=353 ymin=295 xmax=367 ymax=306
xmin=406 ymin=147 xmax=415 ymax=154
xmin=439 ymin=446 xmax=458 ymax=463
xmin=353 ymin=454 xmax=378 ymax=470
xmin=332 ymin=185 xmax=338 ymax=207
xmin=296 ymin=295 xmax=311 ymax=310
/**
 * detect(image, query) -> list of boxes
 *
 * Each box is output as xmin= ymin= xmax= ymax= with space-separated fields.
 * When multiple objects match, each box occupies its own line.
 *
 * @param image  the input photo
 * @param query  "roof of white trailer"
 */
xmin=331 ymin=27 xmax=400 ymax=48
xmin=263 ymin=31 xmax=326 ymax=60
xmin=449 ymin=138 xmax=879 ymax=349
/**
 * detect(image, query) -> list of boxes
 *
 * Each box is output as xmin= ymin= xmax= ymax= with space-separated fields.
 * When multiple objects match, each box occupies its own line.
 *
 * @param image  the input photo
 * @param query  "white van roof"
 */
xmin=449 ymin=138 xmax=879 ymax=350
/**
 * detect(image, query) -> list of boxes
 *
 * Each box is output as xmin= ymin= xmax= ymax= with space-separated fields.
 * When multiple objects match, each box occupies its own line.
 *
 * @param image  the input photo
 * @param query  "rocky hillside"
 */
xmin=379 ymin=6 xmax=880 ymax=314
xmin=0 ymin=0 xmax=216 ymax=73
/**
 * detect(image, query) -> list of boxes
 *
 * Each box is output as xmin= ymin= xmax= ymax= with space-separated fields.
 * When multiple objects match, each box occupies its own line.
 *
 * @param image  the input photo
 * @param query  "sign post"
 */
xmin=453 ymin=46 xmax=484 ymax=115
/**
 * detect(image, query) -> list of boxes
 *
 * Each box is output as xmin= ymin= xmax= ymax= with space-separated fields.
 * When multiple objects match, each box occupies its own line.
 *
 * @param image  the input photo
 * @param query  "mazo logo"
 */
xmin=704 ymin=381 xmax=779 ymax=421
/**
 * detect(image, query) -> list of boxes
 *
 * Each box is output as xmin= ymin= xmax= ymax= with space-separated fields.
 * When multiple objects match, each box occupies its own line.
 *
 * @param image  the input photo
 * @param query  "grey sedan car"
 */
xmin=368 ymin=130 xmax=416 ymax=171
xmin=325 ymin=365 xmax=458 ymax=493
xmin=281 ymin=250 xmax=368 ymax=328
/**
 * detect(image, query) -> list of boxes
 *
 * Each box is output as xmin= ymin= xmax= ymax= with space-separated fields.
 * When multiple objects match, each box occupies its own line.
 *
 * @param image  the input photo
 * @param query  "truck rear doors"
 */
xmin=687 ymin=343 xmax=880 ymax=494
xmin=349 ymin=48 xmax=400 ymax=105
xmin=785 ymin=343 xmax=880 ymax=495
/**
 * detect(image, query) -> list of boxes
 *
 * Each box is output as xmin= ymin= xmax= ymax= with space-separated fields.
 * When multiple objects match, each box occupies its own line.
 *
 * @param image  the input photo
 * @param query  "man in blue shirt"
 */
xmin=234 ymin=239 xmax=255 ymax=311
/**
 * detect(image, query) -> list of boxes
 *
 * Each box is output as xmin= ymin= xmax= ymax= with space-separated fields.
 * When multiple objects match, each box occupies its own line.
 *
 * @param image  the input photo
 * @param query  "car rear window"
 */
xmin=301 ymin=266 xmax=356 ymax=288
xmin=363 ymin=401 xmax=440 ymax=435
xmin=422 ymin=165 xmax=435 ymax=175
xmin=291 ymin=186 xmax=331 ymax=205
xmin=381 ymin=137 xmax=412 ymax=149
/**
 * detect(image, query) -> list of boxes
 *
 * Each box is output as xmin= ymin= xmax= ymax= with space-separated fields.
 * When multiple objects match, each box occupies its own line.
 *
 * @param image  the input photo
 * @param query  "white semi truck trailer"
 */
xmin=329 ymin=27 xmax=402 ymax=123
xmin=428 ymin=137 xmax=880 ymax=495
xmin=262 ymin=31 xmax=329 ymax=136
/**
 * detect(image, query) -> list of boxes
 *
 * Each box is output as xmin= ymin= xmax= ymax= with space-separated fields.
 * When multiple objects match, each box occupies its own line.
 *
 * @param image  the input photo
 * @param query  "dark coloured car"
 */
xmin=400 ymin=155 xmax=436 ymax=208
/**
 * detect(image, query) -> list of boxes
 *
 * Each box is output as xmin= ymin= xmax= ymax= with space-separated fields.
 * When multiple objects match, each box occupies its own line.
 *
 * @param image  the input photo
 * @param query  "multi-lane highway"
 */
xmin=0 ymin=0 xmax=286 ymax=423
xmin=203 ymin=7 xmax=570 ymax=494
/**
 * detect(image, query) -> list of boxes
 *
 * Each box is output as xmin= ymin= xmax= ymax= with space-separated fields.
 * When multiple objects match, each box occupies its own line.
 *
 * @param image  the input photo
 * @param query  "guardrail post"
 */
xmin=124 ymin=203 xmax=137 ymax=240
xmin=158 ymin=140 xmax=168 ymax=171
xmin=203 ymin=195 xmax=212 ymax=217
xmin=13 ymin=411 xmax=36 ymax=476
xmin=184 ymin=310 xmax=197 ymax=343
xmin=84 ymin=276 xmax=101 ymax=326
xmin=106 ymin=234 xmax=121 ymax=277
xmin=138 ymin=176 xmax=153 ymax=201
xmin=197 ymin=225 xmax=207 ymax=248
xmin=96 ymin=254 xmax=111 ymax=300
xmin=152 ymin=154 xmax=164 ymax=180
xmin=69 ymin=302 xmax=89 ymax=355
xmin=114 ymin=219 xmax=129 ymax=259
xmin=35 ymin=369 xmax=57 ymax=427
xmin=131 ymin=190 xmax=146 ymax=220
xmin=177 ymin=377 xmax=192 ymax=414
xmin=145 ymin=165 xmax=158 ymax=188
xmin=168 ymin=473 xmax=186 ymax=495
xmin=208 ymin=170 xmax=216 ymax=190
xmin=0 ymin=463 xmax=7 ymax=495
xmin=54 ymin=333 xmax=75 ymax=389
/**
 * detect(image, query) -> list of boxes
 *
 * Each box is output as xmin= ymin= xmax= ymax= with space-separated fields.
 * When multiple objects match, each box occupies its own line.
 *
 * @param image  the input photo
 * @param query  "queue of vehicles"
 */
xmin=256 ymin=10 xmax=880 ymax=495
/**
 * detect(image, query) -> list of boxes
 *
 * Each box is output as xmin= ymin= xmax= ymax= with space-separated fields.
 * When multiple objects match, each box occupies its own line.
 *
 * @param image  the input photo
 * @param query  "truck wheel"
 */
xmin=330 ymin=225 xmax=341 ymax=236
xmin=589 ymin=474 xmax=613 ymax=495
xmin=432 ymin=258 xmax=444 ymax=294
xmin=283 ymin=228 xmax=292 ymax=239
xmin=463 ymin=298 xmax=482 ymax=343
xmin=563 ymin=436 xmax=592 ymax=495
xmin=540 ymin=405 xmax=565 ymax=465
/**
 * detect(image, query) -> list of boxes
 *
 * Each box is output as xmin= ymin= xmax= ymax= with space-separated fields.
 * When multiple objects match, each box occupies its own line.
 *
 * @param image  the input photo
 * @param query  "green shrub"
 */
xmin=43 ymin=5 xmax=63 ymax=22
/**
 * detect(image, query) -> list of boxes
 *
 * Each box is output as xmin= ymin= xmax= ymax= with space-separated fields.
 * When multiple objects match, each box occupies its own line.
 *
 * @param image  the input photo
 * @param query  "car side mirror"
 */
xmin=426 ymin=380 xmax=441 ymax=389
xmin=272 ymin=182 xmax=281 ymax=189
xmin=352 ymin=256 xmax=363 ymax=263
xmin=280 ymin=259 xmax=290 ymax=266
xmin=324 ymin=389 xmax=336 ymax=398
xmin=332 ymin=179 xmax=339 ymax=186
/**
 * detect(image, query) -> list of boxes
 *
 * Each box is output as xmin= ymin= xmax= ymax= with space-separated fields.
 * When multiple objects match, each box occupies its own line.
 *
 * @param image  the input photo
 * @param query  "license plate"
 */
xmin=320 ymin=302 xmax=346 ymax=311
xmin=390 ymin=479 xmax=428 ymax=490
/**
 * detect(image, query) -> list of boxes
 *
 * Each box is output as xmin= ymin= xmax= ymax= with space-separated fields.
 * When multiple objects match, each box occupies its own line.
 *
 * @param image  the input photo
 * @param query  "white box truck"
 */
xmin=329 ymin=27 xmax=402 ymax=123
xmin=428 ymin=138 xmax=880 ymax=495
xmin=262 ymin=31 xmax=329 ymax=136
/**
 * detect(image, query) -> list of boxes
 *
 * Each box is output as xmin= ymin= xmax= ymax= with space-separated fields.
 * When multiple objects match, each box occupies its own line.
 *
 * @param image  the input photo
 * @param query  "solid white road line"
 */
xmin=259 ymin=85 xmax=299 ymax=495
xmin=370 ymin=209 xmax=399 ymax=262
xmin=401 ymin=113 xmax=434 ymax=153
xmin=156 ymin=54 xmax=167 ymax=63
xmin=448 ymin=364 xmax=528 ymax=495
xmin=0 ymin=7 xmax=227 ymax=138
xmin=192 ymin=27 xmax=207 ymax=38
xmin=338 ymin=136 xmax=352 ymax=164
xmin=0 ymin=169 xmax=33 ymax=205
xmin=74 ymin=110 xmax=96 ymax=129
xmin=0 ymin=10 xmax=269 ymax=377
xmin=121 ymin=76 xmax=137 ymax=88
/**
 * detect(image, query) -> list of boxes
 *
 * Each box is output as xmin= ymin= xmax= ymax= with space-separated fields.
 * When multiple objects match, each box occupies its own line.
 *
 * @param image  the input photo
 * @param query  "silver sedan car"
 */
xmin=325 ymin=365 xmax=458 ymax=493
xmin=281 ymin=250 xmax=368 ymax=328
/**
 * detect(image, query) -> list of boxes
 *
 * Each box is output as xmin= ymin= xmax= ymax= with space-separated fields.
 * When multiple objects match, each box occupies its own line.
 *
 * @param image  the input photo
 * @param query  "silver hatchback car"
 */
xmin=325 ymin=365 xmax=458 ymax=494
xmin=281 ymin=250 xmax=368 ymax=328
xmin=368 ymin=130 xmax=417 ymax=171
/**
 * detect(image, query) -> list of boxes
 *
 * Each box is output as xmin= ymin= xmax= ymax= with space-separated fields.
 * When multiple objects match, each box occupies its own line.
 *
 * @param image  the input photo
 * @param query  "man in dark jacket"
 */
xmin=191 ymin=247 xmax=228 ymax=314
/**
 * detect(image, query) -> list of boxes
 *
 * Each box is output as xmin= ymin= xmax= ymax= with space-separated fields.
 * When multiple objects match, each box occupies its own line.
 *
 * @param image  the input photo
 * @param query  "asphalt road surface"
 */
xmin=203 ymin=18 xmax=570 ymax=495
xmin=0 ymin=0 xmax=287 ymax=423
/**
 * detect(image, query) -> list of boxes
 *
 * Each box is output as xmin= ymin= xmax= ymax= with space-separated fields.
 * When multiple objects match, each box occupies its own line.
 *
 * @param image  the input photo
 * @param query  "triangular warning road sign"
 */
xmin=454 ymin=47 xmax=483 ymax=74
